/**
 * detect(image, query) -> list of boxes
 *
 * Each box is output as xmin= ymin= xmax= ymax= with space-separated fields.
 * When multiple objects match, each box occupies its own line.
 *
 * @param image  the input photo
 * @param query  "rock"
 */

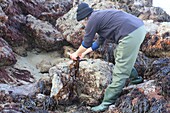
xmin=0 ymin=67 xmax=34 ymax=85
xmin=144 ymin=57 xmax=170 ymax=79
xmin=49 ymin=68 xmax=64 ymax=97
xmin=0 ymin=0 xmax=169 ymax=112
xmin=0 ymin=38 xmax=16 ymax=67
xmin=141 ymin=21 xmax=170 ymax=57
xmin=141 ymin=33 xmax=170 ymax=57
xmin=134 ymin=0 xmax=153 ymax=7
xmin=49 ymin=59 xmax=113 ymax=105
xmin=134 ymin=51 xmax=152 ymax=78
xmin=56 ymin=7 xmax=85 ymax=48
xmin=36 ymin=77 xmax=52 ymax=95
xmin=36 ymin=59 xmax=52 ymax=73
xmin=0 ymin=82 xmax=37 ymax=96
xmin=114 ymin=80 xmax=169 ymax=113
xmin=39 ymin=0 xmax=73 ymax=25
xmin=144 ymin=57 xmax=170 ymax=99
xmin=5 ymin=15 xmax=29 ymax=56
xmin=0 ymin=6 xmax=8 ymax=23
xmin=149 ymin=7 xmax=170 ymax=22
xmin=25 ymin=15 xmax=65 ymax=51
xmin=0 ymin=0 xmax=72 ymax=55
xmin=36 ymin=93 xmax=46 ymax=100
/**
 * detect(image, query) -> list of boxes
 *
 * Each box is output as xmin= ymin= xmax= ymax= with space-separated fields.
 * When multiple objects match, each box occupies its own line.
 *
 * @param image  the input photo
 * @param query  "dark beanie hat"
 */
xmin=76 ymin=2 xmax=93 ymax=21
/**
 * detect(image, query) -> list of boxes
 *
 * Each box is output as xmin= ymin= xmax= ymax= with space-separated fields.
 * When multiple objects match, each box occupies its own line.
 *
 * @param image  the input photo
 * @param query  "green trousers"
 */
xmin=91 ymin=25 xmax=146 ymax=112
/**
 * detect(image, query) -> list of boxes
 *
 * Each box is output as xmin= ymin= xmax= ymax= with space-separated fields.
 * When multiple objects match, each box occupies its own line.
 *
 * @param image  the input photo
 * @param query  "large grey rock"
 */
xmin=49 ymin=59 xmax=113 ymax=105
xmin=26 ymin=15 xmax=64 ymax=51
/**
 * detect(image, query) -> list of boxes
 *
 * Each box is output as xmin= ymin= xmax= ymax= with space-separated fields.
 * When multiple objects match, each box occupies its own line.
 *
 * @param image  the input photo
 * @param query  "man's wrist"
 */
xmin=82 ymin=52 xmax=86 ymax=56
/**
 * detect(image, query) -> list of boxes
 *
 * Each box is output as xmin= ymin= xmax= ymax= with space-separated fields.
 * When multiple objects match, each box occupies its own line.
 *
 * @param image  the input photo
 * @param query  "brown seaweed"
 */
xmin=54 ymin=57 xmax=83 ymax=105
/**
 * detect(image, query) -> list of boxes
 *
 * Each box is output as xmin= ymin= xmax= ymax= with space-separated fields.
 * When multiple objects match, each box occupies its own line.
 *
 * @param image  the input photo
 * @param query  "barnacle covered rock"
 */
xmin=49 ymin=59 xmax=113 ymax=105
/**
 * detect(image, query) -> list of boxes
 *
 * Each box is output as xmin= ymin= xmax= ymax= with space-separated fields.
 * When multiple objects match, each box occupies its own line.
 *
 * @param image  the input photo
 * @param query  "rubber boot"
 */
xmin=91 ymin=102 xmax=111 ymax=112
xmin=91 ymin=78 xmax=127 ymax=112
xmin=129 ymin=68 xmax=143 ymax=85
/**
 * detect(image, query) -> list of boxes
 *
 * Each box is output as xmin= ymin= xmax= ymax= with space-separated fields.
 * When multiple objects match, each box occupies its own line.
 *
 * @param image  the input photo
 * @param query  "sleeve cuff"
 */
xmin=91 ymin=42 xmax=99 ymax=51
xmin=81 ymin=41 xmax=90 ymax=48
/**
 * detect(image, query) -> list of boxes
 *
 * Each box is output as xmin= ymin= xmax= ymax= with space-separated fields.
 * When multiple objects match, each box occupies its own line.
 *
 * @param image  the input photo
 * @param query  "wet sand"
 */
xmin=14 ymin=50 xmax=68 ymax=80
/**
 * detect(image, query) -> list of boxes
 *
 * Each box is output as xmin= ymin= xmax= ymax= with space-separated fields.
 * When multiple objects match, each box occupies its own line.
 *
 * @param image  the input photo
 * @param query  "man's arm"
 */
xmin=70 ymin=14 xmax=99 ymax=60
xmin=70 ymin=41 xmax=100 ymax=60
xmin=80 ymin=36 xmax=106 ymax=59
xmin=80 ymin=41 xmax=100 ymax=59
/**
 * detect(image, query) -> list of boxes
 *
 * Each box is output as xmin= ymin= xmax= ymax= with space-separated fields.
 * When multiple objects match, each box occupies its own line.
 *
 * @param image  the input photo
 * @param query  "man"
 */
xmin=70 ymin=2 xmax=147 ymax=112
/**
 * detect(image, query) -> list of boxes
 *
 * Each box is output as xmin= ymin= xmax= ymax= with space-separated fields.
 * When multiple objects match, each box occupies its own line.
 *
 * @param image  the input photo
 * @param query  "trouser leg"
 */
xmin=91 ymin=25 xmax=146 ymax=112
xmin=114 ymin=49 xmax=143 ymax=85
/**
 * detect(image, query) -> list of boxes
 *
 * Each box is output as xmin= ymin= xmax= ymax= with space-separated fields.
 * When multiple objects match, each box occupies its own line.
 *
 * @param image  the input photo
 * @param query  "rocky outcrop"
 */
xmin=25 ymin=15 xmax=64 ymax=51
xmin=0 ymin=38 xmax=16 ymax=67
xmin=0 ymin=55 xmax=169 ymax=113
xmin=141 ymin=20 xmax=170 ymax=57
xmin=144 ymin=57 xmax=170 ymax=98
xmin=0 ymin=67 xmax=34 ymax=85
xmin=36 ymin=59 xmax=52 ymax=73
xmin=113 ymin=57 xmax=170 ymax=113
xmin=0 ymin=0 xmax=169 ymax=112
xmin=0 ymin=0 xmax=169 ymax=58
xmin=56 ymin=7 xmax=86 ymax=48
xmin=113 ymin=80 xmax=169 ymax=113
xmin=49 ymin=59 xmax=113 ymax=105
xmin=38 ymin=0 xmax=73 ymax=25
xmin=0 ymin=0 xmax=73 ymax=56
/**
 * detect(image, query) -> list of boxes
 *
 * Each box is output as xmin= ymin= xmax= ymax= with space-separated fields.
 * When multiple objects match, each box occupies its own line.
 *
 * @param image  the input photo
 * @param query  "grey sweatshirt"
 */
xmin=83 ymin=9 xmax=144 ymax=48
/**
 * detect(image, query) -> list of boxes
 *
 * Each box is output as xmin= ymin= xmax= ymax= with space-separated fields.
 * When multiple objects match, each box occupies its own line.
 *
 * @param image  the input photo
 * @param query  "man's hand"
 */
xmin=70 ymin=52 xmax=79 ymax=60
xmin=69 ymin=44 xmax=87 ymax=60
xmin=79 ymin=53 xmax=85 ymax=59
